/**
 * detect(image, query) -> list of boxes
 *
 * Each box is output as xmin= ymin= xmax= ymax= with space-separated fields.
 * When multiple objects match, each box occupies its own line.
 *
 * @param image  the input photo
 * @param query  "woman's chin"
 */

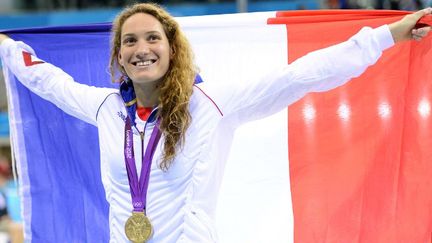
xmin=130 ymin=76 xmax=163 ymax=86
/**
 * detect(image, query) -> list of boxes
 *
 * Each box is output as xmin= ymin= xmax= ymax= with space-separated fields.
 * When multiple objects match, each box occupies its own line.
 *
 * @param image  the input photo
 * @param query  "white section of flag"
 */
xmin=178 ymin=12 xmax=293 ymax=243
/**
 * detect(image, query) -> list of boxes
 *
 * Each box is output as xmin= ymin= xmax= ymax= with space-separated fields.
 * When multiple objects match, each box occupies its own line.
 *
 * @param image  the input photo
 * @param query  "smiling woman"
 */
xmin=110 ymin=4 xmax=197 ymax=175
xmin=0 ymin=2 xmax=431 ymax=243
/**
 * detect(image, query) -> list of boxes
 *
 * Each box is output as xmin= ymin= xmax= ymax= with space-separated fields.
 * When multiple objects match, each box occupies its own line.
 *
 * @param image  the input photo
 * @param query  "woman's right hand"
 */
xmin=0 ymin=34 xmax=10 ymax=44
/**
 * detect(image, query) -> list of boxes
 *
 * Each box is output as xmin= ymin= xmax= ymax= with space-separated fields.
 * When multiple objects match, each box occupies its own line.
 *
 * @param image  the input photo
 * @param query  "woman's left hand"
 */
xmin=389 ymin=8 xmax=432 ymax=43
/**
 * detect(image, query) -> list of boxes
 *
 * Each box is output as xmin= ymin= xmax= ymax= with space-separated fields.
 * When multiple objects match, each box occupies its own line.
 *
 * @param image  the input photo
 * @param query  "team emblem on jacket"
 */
xmin=22 ymin=51 xmax=44 ymax=66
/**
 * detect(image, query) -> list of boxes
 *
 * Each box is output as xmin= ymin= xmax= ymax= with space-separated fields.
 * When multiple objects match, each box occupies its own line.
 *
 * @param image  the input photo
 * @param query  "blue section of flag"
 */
xmin=8 ymin=24 xmax=115 ymax=243
xmin=7 ymin=23 xmax=205 ymax=243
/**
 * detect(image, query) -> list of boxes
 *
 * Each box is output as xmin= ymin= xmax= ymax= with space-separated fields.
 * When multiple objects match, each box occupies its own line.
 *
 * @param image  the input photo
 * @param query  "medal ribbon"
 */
xmin=124 ymin=116 xmax=161 ymax=213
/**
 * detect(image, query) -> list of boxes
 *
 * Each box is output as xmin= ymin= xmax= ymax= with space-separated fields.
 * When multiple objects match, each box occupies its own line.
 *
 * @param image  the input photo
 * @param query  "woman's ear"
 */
xmin=118 ymin=49 xmax=124 ymax=66
xmin=170 ymin=45 xmax=176 ymax=59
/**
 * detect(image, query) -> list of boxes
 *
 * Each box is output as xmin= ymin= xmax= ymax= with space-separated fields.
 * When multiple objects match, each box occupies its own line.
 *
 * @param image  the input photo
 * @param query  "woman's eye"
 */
xmin=123 ymin=38 xmax=136 ymax=45
xmin=148 ymin=35 xmax=160 ymax=42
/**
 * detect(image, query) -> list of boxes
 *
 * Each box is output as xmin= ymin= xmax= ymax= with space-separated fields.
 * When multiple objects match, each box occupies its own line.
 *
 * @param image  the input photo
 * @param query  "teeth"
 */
xmin=136 ymin=60 xmax=153 ymax=67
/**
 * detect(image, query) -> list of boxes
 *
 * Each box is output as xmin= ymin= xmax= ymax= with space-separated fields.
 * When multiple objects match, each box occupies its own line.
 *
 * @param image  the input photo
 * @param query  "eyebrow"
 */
xmin=122 ymin=31 xmax=162 ymax=39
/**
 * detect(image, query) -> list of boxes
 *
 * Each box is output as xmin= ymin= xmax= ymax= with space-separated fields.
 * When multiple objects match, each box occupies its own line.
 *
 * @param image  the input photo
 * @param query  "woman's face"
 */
xmin=118 ymin=13 xmax=171 ymax=86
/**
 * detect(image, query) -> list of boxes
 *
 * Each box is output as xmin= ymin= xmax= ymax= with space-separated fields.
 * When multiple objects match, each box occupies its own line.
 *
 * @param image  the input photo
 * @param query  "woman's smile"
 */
xmin=132 ymin=59 xmax=157 ymax=67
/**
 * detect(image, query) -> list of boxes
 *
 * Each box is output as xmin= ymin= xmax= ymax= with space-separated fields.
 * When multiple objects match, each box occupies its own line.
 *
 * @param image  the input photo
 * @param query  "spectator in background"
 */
xmin=0 ymin=157 xmax=8 ymax=218
xmin=327 ymin=0 xmax=341 ymax=8
xmin=0 ymin=154 xmax=23 ymax=243
xmin=0 ymin=155 xmax=10 ymax=243
xmin=332 ymin=0 xmax=430 ymax=9
xmin=376 ymin=0 xmax=427 ymax=9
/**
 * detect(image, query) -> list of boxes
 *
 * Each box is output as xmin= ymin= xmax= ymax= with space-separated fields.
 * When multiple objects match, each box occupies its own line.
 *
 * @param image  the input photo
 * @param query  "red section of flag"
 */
xmin=270 ymin=10 xmax=432 ymax=243
xmin=22 ymin=51 xmax=44 ymax=66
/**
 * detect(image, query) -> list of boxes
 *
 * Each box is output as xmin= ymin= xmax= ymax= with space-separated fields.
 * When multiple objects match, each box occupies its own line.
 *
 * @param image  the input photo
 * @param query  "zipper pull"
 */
xmin=139 ymin=131 xmax=144 ymax=141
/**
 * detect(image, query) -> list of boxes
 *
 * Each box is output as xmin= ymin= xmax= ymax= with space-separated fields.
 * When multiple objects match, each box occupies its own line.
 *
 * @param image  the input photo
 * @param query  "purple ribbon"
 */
xmin=124 ymin=116 xmax=161 ymax=213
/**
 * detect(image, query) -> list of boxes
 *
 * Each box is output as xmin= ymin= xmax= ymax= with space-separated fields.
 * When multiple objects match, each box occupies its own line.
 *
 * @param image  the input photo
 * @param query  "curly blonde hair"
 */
xmin=109 ymin=3 xmax=196 ymax=171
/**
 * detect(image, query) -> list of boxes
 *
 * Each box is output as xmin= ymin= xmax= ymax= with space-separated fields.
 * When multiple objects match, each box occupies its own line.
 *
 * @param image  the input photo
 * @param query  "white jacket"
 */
xmin=0 ymin=25 xmax=394 ymax=242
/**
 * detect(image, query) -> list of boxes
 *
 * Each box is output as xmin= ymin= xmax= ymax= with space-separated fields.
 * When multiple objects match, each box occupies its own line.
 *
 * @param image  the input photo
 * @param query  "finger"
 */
xmin=412 ymin=31 xmax=430 ymax=41
xmin=412 ymin=26 xmax=432 ymax=37
xmin=413 ymin=7 xmax=432 ymax=21
xmin=412 ymin=31 xmax=425 ymax=38
xmin=413 ymin=35 xmax=422 ymax=41
xmin=419 ymin=26 xmax=431 ymax=36
xmin=411 ymin=32 xmax=423 ymax=41
xmin=412 ymin=34 xmax=423 ymax=40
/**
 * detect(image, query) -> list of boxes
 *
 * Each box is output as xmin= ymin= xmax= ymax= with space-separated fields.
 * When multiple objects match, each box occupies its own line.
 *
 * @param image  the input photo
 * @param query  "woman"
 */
xmin=0 ymin=3 xmax=430 ymax=243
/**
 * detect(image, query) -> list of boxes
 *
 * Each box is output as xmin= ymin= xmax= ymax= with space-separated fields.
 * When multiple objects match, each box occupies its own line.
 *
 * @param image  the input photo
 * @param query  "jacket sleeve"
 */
xmin=0 ymin=39 xmax=116 ymax=126
xmin=200 ymin=25 xmax=395 ymax=126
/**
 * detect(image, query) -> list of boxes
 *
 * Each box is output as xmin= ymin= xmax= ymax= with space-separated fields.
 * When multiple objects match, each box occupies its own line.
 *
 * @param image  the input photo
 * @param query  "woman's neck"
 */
xmin=133 ymin=82 xmax=161 ymax=108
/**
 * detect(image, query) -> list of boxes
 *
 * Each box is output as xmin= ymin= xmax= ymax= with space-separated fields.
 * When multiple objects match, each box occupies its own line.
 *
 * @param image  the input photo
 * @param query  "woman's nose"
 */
xmin=135 ymin=41 xmax=150 ymax=57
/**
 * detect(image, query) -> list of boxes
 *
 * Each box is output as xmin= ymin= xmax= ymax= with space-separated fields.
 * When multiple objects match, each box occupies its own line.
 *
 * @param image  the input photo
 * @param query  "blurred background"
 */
xmin=0 ymin=0 xmax=430 ymax=242
xmin=0 ymin=0 xmax=430 ymax=30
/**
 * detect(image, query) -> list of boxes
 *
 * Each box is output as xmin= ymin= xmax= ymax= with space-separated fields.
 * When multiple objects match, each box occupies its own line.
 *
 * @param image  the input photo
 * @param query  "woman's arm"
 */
xmin=204 ymin=9 xmax=432 ymax=126
xmin=0 ymin=34 xmax=116 ymax=126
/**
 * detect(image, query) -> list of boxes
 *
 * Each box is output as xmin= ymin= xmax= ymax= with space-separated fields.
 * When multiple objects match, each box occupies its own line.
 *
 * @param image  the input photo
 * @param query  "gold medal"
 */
xmin=125 ymin=211 xmax=153 ymax=243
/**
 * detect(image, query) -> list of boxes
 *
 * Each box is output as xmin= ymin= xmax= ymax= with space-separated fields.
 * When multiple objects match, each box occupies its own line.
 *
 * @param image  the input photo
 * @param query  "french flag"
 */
xmin=2 ymin=10 xmax=431 ymax=243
